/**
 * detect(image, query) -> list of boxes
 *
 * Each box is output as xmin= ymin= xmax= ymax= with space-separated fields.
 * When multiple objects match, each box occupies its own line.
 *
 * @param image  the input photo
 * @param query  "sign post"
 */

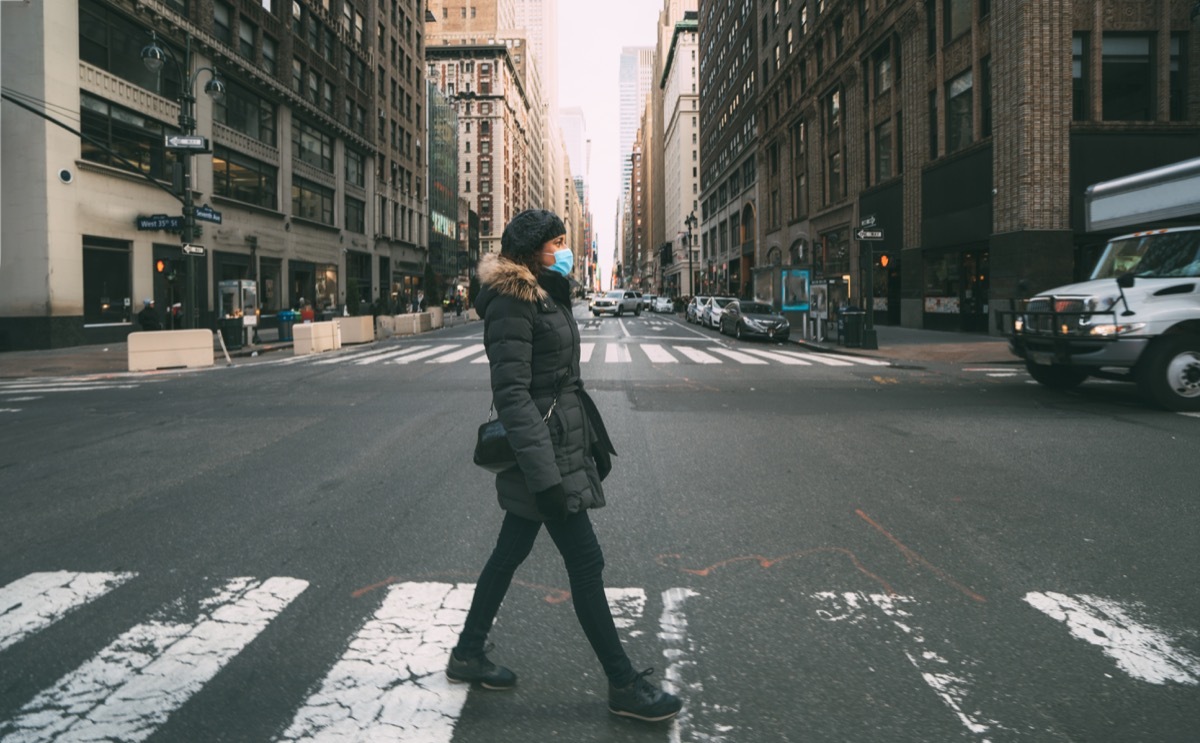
xmin=857 ymin=216 xmax=884 ymax=350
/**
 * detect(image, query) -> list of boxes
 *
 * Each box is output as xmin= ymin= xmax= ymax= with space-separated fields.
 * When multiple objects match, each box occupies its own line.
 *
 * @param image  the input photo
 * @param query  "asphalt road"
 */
xmin=1 ymin=308 xmax=1197 ymax=742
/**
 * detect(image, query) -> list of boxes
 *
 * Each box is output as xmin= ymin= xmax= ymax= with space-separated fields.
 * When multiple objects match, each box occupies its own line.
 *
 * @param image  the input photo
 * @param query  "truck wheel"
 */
xmin=616 ymin=307 xmax=623 ymax=317
xmin=634 ymin=307 xmax=641 ymax=316
xmin=1135 ymin=335 xmax=1200 ymax=412
xmin=1025 ymin=361 xmax=1089 ymax=390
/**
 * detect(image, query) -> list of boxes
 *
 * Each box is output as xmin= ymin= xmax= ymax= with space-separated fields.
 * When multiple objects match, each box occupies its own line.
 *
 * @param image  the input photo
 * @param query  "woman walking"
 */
xmin=447 ymin=209 xmax=682 ymax=723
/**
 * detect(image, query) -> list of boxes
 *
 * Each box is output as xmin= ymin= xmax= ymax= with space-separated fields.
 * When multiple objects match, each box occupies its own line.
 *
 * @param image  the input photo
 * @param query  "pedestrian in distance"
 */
xmin=137 ymin=299 xmax=162 ymax=331
xmin=449 ymin=208 xmax=682 ymax=723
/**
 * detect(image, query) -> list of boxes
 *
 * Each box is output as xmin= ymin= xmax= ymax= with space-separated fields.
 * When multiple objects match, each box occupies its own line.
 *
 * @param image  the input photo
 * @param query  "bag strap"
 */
xmin=488 ymin=371 xmax=565 ymax=423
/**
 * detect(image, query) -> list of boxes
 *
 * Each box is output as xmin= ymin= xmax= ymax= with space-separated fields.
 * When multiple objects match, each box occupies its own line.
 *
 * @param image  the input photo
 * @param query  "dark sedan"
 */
xmin=719 ymin=299 xmax=790 ymax=341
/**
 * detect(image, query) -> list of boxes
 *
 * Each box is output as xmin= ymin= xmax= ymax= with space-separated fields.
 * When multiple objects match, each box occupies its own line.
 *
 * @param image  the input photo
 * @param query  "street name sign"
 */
xmin=195 ymin=204 xmax=223 ymax=224
xmin=136 ymin=214 xmax=182 ymax=231
xmin=165 ymin=134 xmax=209 ymax=150
xmin=182 ymin=244 xmax=206 ymax=256
xmin=860 ymin=214 xmax=877 ymax=228
xmin=856 ymin=228 xmax=884 ymax=241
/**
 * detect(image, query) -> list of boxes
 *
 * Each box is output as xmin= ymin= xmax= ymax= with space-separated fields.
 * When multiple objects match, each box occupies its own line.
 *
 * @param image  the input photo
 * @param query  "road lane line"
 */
xmin=0 ymin=571 xmax=137 ymax=652
xmin=1024 ymin=592 xmax=1200 ymax=685
xmin=0 ymin=384 xmax=140 ymax=394
xmin=673 ymin=346 xmax=722 ymax=364
xmin=640 ymin=344 xmax=678 ymax=363
xmin=390 ymin=345 xmax=461 ymax=364
xmin=277 ymin=581 xmax=473 ymax=742
xmin=737 ymin=348 xmax=813 ymax=365
xmin=659 ymin=588 xmax=715 ymax=743
xmin=605 ymin=344 xmax=632 ymax=363
xmin=710 ymin=348 xmax=768 ymax=365
xmin=5 ymin=576 xmax=308 ymax=743
xmin=427 ymin=344 xmax=486 ymax=363
xmin=580 ymin=342 xmax=595 ymax=363
xmin=355 ymin=345 xmax=431 ymax=365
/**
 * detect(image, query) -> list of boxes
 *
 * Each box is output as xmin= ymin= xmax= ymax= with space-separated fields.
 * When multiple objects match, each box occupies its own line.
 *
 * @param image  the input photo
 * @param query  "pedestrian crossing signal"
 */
xmin=155 ymin=259 xmax=167 ymax=273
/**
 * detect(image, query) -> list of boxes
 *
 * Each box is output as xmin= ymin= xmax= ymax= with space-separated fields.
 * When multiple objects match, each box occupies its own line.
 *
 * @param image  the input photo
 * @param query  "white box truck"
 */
xmin=1008 ymin=157 xmax=1200 ymax=411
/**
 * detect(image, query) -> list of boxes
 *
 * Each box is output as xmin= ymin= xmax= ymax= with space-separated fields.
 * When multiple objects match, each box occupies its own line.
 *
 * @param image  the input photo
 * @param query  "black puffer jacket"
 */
xmin=474 ymin=253 xmax=613 ymax=521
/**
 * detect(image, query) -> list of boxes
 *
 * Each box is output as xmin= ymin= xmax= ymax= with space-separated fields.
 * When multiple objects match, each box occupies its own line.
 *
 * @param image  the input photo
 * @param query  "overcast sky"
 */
xmin=557 ymin=0 xmax=660 ymax=289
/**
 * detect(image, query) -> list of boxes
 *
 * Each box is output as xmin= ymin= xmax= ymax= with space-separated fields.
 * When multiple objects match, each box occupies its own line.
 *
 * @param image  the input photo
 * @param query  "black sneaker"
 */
xmin=608 ymin=668 xmax=682 ymax=722
xmin=445 ymin=647 xmax=517 ymax=690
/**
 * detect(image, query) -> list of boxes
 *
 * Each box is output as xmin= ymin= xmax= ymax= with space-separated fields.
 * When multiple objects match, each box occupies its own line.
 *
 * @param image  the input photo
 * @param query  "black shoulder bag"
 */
xmin=473 ymin=377 xmax=562 ymax=474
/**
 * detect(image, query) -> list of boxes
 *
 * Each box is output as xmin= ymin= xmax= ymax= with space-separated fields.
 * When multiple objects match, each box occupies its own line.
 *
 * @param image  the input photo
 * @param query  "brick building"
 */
xmin=753 ymin=0 xmax=1199 ymax=334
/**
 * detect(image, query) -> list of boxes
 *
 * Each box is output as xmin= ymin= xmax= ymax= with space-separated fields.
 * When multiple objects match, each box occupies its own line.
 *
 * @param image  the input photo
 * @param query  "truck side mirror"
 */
xmin=1117 ymin=272 xmax=1135 ymax=289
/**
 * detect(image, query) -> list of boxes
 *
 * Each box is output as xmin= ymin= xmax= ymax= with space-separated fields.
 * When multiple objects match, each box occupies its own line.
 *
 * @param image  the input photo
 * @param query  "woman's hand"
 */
xmin=535 ymin=483 xmax=568 ymax=520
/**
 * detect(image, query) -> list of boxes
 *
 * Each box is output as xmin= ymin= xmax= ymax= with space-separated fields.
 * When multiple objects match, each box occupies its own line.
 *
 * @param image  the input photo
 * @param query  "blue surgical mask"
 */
xmin=549 ymin=247 xmax=573 ymax=276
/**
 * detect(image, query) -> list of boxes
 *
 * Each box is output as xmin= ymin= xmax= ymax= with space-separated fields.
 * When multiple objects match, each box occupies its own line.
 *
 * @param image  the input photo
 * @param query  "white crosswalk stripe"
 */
xmin=0 ymin=379 xmax=146 ymax=394
xmin=0 ymin=571 xmax=137 ymax=652
xmin=2 ymin=576 xmax=308 ymax=743
xmin=283 ymin=342 xmax=888 ymax=368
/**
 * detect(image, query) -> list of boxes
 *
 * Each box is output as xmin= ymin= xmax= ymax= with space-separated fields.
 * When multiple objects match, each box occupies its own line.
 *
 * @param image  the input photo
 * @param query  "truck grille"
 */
xmin=1022 ymin=297 xmax=1095 ymax=336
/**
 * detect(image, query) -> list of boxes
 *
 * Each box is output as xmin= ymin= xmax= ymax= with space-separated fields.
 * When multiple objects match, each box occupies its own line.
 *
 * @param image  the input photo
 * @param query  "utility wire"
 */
xmin=2 ymin=89 xmax=182 ymax=205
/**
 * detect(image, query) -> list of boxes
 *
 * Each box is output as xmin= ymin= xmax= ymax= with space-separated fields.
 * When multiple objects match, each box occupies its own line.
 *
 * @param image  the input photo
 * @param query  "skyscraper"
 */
xmin=619 ymin=46 xmax=655 ymax=196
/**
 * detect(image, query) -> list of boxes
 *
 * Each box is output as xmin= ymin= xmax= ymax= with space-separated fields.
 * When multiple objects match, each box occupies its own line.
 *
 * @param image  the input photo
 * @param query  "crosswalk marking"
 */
xmin=391 ymin=345 xmax=461 ymax=364
xmin=640 ymin=344 xmax=678 ymax=363
xmin=673 ymin=346 xmax=722 ymax=364
xmin=710 ymin=348 xmax=768 ymax=365
xmin=4 ymin=576 xmax=308 ymax=743
xmin=428 ymin=343 xmax=486 ymax=364
xmin=0 ymin=382 xmax=141 ymax=394
xmin=0 ymin=571 xmax=137 ymax=652
xmin=605 ymin=344 xmax=632 ymax=363
xmin=739 ymin=348 xmax=813 ymax=365
xmin=278 ymin=341 xmax=889 ymax=368
xmin=355 ymin=345 xmax=431 ymax=365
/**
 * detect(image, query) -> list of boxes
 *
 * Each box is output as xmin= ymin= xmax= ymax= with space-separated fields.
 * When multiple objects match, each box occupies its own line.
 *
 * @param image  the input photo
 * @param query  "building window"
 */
xmin=1170 ymin=34 xmax=1187 ymax=122
xmin=214 ymin=80 xmax=276 ymax=146
xmin=827 ymin=151 xmax=842 ymax=202
xmin=794 ymin=172 xmax=806 ymax=219
xmin=292 ymin=58 xmax=303 ymax=94
xmin=946 ymin=69 xmax=973 ymax=153
xmin=944 ymin=0 xmax=970 ymax=43
xmin=346 ymin=148 xmax=365 ymax=187
xmin=292 ymin=177 xmax=334 ymax=224
xmin=925 ymin=0 xmax=936 ymax=55
xmin=213 ymin=1 xmax=233 ymax=45
xmin=262 ymin=35 xmax=276 ymax=75
xmin=79 ymin=0 xmax=180 ymax=98
xmin=238 ymin=17 xmax=256 ymax=60
xmin=875 ymin=119 xmax=893 ymax=182
xmin=874 ymin=43 xmax=892 ymax=95
xmin=79 ymin=93 xmax=176 ymax=181
xmin=1102 ymin=34 xmax=1154 ymax=121
xmin=345 ymin=196 xmax=365 ymax=233
xmin=825 ymin=88 xmax=841 ymax=131
xmin=82 ymin=237 xmax=132 ymax=325
xmin=213 ymin=145 xmax=278 ymax=209
xmin=292 ymin=119 xmax=333 ymax=171
xmin=1072 ymin=33 xmax=1089 ymax=121
xmin=980 ymin=56 xmax=992 ymax=137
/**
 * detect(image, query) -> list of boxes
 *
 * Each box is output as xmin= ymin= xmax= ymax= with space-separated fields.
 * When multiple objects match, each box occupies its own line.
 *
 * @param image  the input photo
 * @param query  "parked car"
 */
xmin=638 ymin=292 xmax=653 ymax=311
xmin=686 ymin=296 xmax=709 ymax=323
xmin=590 ymin=289 xmax=642 ymax=317
xmin=652 ymin=295 xmax=674 ymax=313
xmin=702 ymin=296 xmax=736 ymax=328
xmin=720 ymin=299 xmax=791 ymax=341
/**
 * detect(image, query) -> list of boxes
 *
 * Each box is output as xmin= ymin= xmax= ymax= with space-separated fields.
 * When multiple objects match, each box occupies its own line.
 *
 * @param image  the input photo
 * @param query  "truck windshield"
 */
xmin=1090 ymin=230 xmax=1200 ymax=280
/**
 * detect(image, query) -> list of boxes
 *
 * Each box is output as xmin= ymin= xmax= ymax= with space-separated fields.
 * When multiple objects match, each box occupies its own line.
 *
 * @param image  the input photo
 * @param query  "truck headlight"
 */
xmin=1087 ymin=322 xmax=1145 ymax=337
xmin=1014 ymin=317 xmax=1025 ymax=332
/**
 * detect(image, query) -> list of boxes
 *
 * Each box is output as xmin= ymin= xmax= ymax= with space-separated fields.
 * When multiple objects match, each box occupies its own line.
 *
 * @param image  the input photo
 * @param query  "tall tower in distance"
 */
xmin=619 ymin=46 xmax=655 ymax=196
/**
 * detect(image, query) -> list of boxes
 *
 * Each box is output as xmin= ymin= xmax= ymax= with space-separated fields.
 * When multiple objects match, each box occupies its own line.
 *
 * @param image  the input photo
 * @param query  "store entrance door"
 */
xmin=960 ymin=249 xmax=989 ymax=332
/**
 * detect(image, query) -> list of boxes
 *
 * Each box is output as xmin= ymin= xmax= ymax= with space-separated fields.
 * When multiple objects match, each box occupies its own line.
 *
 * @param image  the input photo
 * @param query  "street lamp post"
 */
xmin=684 ymin=211 xmax=697 ymax=297
xmin=141 ymin=32 xmax=224 ymax=330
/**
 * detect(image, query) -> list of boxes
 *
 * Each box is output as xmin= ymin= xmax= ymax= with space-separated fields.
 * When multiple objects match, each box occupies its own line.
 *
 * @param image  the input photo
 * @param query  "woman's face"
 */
xmin=540 ymin=234 xmax=567 ymax=268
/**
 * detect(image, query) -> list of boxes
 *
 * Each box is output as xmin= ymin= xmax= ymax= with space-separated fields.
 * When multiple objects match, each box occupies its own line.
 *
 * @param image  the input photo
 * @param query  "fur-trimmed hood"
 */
xmin=474 ymin=253 xmax=548 ymax=318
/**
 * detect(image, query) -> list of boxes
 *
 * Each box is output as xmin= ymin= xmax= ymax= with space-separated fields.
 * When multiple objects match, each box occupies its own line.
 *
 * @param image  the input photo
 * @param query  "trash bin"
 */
xmin=840 ymin=308 xmax=865 ymax=348
xmin=218 ymin=317 xmax=244 ymax=350
xmin=276 ymin=310 xmax=296 ymax=342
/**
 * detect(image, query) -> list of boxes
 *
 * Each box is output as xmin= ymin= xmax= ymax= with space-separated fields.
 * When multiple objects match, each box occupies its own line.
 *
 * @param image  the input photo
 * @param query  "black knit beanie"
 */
xmin=500 ymin=209 xmax=566 ymax=257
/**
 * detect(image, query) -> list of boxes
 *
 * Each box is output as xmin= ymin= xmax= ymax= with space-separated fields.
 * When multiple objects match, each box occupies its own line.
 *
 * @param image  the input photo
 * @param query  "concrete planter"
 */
xmin=334 ymin=315 xmax=375 ymax=344
xmin=294 ymin=321 xmax=341 ymax=355
xmin=428 ymin=307 xmax=444 ymax=329
xmin=127 ymin=329 xmax=214 ymax=372
xmin=392 ymin=314 xmax=420 ymax=336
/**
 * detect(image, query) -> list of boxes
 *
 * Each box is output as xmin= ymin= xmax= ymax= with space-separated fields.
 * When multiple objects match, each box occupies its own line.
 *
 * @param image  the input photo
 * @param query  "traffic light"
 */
xmin=155 ymin=258 xmax=167 ymax=274
xmin=155 ymin=258 xmax=179 ymax=282
xmin=875 ymin=253 xmax=891 ymax=269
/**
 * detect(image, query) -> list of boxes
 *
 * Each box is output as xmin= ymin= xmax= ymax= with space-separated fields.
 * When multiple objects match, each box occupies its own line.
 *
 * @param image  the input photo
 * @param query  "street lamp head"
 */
xmin=203 ymin=76 xmax=226 ymax=102
xmin=140 ymin=38 xmax=167 ymax=73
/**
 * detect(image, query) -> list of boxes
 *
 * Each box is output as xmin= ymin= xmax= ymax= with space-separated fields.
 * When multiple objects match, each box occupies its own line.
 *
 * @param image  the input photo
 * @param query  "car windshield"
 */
xmin=605 ymin=291 xmax=624 ymax=298
xmin=713 ymin=297 xmax=734 ymax=308
xmin=741 ymin=302 xmax=774 ymax=314
xmin=1091 ymin=230 xmax=1200 ymax=280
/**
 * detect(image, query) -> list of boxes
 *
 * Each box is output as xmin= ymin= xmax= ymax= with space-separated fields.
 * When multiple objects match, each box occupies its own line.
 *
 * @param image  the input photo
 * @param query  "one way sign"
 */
xmin=856 ymin=228 xmax=884 ymax=241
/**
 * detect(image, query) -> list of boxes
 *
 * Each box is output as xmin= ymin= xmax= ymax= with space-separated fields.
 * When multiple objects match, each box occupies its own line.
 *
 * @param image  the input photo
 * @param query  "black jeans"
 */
xmin=456 ymin=510 xmax=636 ymax=686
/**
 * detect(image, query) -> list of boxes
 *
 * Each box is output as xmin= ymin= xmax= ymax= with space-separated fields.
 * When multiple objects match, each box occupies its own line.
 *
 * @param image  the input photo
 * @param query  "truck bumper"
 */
xmin=1011 ymin=335 xmax=1149 ymax=368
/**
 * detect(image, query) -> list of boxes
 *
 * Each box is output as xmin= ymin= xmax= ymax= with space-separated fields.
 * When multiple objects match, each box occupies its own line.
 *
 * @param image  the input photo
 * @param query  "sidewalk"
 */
xmin=0 ymin=311 xmax=481 ymax=379
xmin=796 ymin=324 xmax=1016 ymax=366
xmin=0 ymin=314 xmax=1014 ymax=379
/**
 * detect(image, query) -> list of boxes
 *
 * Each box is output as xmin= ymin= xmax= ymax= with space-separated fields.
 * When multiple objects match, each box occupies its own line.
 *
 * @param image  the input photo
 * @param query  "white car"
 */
xmin=703 ymin=296 xmax=736 ymax=328
xmin=652 ymin=296 xmax=673 ymax=313
xmin=590 ymin=290 xmax=642 ymax=317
